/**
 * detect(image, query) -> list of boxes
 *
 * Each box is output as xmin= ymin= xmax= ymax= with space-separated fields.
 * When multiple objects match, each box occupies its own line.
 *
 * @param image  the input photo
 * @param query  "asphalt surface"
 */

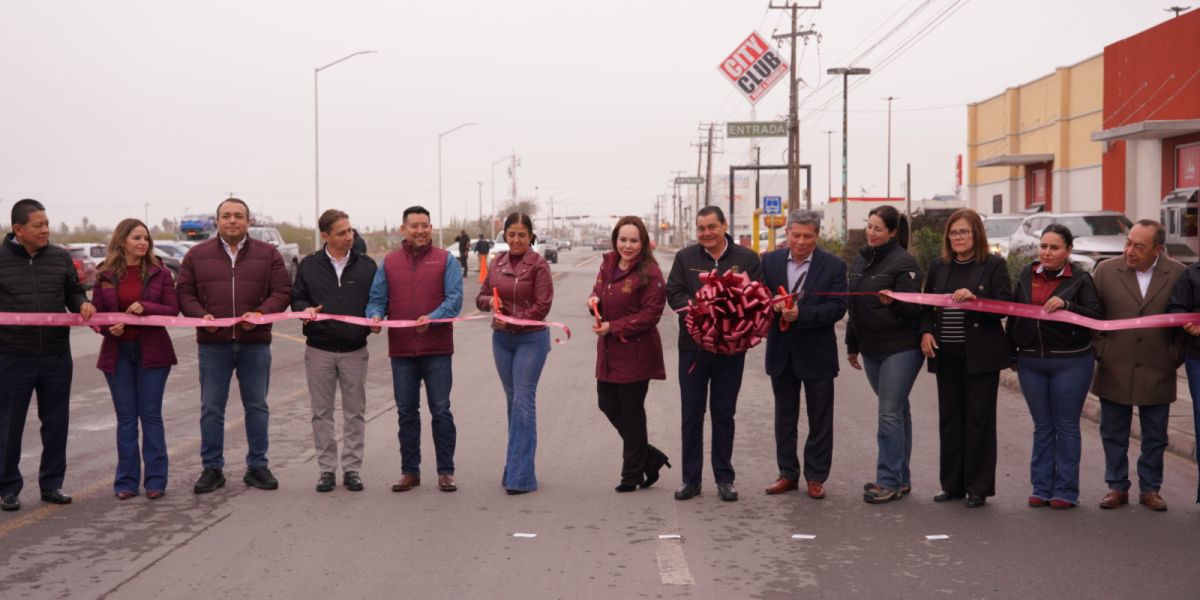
xmin=2 ymin=247 xmax=1199 ymax=599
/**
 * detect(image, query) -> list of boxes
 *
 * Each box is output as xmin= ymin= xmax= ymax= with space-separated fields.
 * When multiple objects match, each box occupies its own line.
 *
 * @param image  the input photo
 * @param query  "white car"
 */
xmin=1006 ymin=211 xmax=1132 ymax=271
xmin=982 ymin=214 xmax=1025 ymax=257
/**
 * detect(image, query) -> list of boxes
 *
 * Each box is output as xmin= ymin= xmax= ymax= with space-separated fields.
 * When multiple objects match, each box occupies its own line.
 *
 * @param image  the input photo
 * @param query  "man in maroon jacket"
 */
xmin=176 ymin=198 xmax=292 ymax=494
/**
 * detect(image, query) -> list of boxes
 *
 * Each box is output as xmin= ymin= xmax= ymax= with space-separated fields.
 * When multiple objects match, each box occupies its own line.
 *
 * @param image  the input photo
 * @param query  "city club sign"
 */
xmin=718 ymin=31 xmax=788 ymax=105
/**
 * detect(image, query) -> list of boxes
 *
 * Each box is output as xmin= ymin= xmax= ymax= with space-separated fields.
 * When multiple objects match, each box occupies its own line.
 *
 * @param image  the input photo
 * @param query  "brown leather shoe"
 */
xmin=764 ymin=478 xmax=798 ymax=495
xmin=391 ymin=474 xmax=420 ymax=492
xmin=1099 ymin=489 xmax=1128 ymax=509
xmin=1138 ymin=491 xmax=1168 ymax=511
xmin=806 ymin=481 xmax=826 ymax=499
xmin=437 ymin=474 xmax=457 ymax=492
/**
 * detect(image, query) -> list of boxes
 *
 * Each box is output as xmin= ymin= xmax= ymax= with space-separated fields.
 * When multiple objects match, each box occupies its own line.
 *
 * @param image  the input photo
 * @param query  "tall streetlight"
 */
xmin=491 ymin=154 xmax=515 ymax=239
xmin=827 ymin=66 xmax=871 ymax=245
xmin=437 ymin=121 xmax=477 ymax=247
xmin=822 ymin=130 xmax=834 ymax=205
xmin=314 ymin=50 xmax=377 ymax=251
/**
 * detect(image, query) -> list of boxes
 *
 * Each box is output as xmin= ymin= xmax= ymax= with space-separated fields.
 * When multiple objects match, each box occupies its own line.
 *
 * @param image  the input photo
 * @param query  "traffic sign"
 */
xmin=727 ymin=121 xmax=787 ymax=138
xmin=763 ymin=196 xmax=782 ymax=215
xmin=675 ymin=176 xmax=704 ymax=185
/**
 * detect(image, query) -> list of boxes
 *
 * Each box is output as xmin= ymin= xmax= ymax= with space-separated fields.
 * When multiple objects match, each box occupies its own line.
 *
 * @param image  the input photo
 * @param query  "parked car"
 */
xmin=533 ymin=239 xmax=559 ymax=264
xmin=63 ymin=245 xmax=98 ymax=289
xmin=982 ymin=214 xmax=1026 ymax=257
xmin=248 ymin=226 xmax=300 ymax=279
xmin=592 ymin=237 xmax=613 ymax=251
xmin=487 ymin=232 xmax=509 ymax=262
xmin=154 ymin=240 xmax=191 ymax=260
xmin=1007 ymin=211 xmax=1133 ymax=272
xmin=153 ymin=248 xmax=181 ymax=277
xmin=556 ymin=238 xmax=572 ymax=251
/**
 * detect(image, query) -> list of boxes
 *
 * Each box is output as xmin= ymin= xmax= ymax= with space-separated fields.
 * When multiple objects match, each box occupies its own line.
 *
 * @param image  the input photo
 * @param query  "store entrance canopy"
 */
xmin=1091 ymin=119 xmax=1200 ymax=142
xmin=975 ymin=153 xmax=1055 ymax=168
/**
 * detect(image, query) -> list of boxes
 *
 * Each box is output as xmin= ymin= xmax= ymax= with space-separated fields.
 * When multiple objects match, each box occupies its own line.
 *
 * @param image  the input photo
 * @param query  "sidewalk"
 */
xmin=999 ymin=368 xmax=1197 ymax=464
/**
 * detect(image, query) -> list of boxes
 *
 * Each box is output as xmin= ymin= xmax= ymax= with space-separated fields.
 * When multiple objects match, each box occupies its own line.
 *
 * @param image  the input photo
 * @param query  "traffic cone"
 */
xmin=478 ymin=255 xmax=488 ymax=284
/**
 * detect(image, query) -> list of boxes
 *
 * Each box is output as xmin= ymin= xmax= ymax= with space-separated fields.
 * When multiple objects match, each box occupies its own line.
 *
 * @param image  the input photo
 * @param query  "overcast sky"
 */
xmin=0 ymin=0 xmax=1174 ymax=232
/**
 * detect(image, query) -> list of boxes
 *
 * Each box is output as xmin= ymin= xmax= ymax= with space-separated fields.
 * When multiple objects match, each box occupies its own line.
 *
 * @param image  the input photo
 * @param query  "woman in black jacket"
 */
xmin=847 ymin=205 xmax=924 ymax=504
xmin=920 ymin=208 xmax=1012 ymax=508
xmin=1008 ymin=224 xmax=1101 ymax=509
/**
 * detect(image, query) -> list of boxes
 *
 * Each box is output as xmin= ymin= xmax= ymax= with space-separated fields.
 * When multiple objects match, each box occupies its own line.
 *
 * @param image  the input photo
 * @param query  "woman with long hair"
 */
xmin=475 ymin=213 xmax=554 ymax=494
xmin=1008 ymin=224 xmax=1101 ymax=509
xmin=586 ymin=216 xmax=670 ymax=492
xmin=91 ymin=219 xmax=179 ymax=500
xmin=920 ymin=208 xmax=1012 ymax=508
xmin=847 ymin=205 xmax=924 ymax=504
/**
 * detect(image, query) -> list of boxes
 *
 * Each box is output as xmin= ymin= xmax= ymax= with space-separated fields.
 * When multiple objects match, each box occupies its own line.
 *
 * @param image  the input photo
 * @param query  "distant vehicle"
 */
xmin=154 ymin=240 xmax=190 ymax=260
xmin=982 ymin=214 xmax=1025 ymax=257
xmin=153 ymin=248 xmax=181 ymax=277
xmin=487 ymin=232 xmax=510 ymax=262
xmin=1007 ymin=211 xmax=1133 ymax=272
xmin=1161 ymin=187 xmax=1199 ymax=265
xmin=756 ymin=229 xmax=788 ymax=253
xmin=248 ymin=226 xmax=300 ymax=278
xmin=179 ymin=215 xmax=216 ymax=240
xmin=533 ymin=239 xmax=559 ymax=264
xmin=63 ymin=245 xmax=98 ymax=289
xmin=592 ymin=237 xmax=613 ymax=251
xmin=556 ymin=238 xmax=572 ymax=251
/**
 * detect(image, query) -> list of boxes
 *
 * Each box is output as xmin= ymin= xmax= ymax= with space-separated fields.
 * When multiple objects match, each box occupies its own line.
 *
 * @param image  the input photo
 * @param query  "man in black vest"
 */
xmin=0 ymin=199 xmax=95 ymax=511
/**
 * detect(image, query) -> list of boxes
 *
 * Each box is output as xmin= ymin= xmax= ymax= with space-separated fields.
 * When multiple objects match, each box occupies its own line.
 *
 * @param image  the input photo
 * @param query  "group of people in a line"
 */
xmin=1 ymin=197 xmax=1198 ymax=514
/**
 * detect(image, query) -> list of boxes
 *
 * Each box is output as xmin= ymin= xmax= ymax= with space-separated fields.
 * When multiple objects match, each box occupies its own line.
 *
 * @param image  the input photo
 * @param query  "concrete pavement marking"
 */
xmin=655 ymin=537 xmax=695 ymax=586
xmin=512 ymin=532 xmax=537 ymax=538
xmin=658 ymin=534 xmax=682 ymax=539
xmin=573 ymin=255 xmax=599 ymax=268
xmin=791 ymin=534 xmax=816 ymax=540
xmin=0 ymin=384 xmax=310 ymax=540
xmin=925 ymin=534 xmax=951 ymax=541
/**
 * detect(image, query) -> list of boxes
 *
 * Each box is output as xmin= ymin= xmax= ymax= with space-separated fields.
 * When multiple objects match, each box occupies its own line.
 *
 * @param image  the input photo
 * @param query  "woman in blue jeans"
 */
xmin=1008 ymin=224 xmax=1101 ymax=509
xmin=846 ymin=206 xmax=924 ymax=504
xmin=476 ymin=213 xmax=554 ymax=494
xmin=91 ymin=219 xmax=179 ymax=500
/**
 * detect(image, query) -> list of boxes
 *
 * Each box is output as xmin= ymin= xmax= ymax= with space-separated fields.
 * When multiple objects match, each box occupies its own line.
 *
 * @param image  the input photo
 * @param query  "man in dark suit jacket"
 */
xmin=762 ymin=210 xmax=847 ymax=500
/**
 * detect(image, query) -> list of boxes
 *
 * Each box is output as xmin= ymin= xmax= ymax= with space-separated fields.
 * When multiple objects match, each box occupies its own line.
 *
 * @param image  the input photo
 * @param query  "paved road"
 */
xmin=2 ymin=248 xmax=1199 ymax=599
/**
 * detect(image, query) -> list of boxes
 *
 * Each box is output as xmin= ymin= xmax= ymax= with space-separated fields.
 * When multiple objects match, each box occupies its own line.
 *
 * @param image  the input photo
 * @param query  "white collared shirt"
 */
xmin=326 ymin=247 xmax=350 ymax=282
xmin=1136 ymin=255 xmax=1159 ymax=298
xmin=786 ymin=252 xmax=812 ymax=294
xmin=220 ymin=236 xmax=247 ymax=267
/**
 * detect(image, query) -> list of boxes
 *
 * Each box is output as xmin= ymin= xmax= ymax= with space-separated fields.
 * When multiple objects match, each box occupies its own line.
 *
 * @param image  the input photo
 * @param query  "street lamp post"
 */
xmin=314 ymin=50 xmax=377 ymax=251
xmin=438 ymin=121 xmax=477 ymax=248
xmin=883 ymin=96 xmax=898 ymax=199
xmin=490 ymin=154 xmax=513 ymax=239
xmin=827 ymin=66 xmax=871 ymax=245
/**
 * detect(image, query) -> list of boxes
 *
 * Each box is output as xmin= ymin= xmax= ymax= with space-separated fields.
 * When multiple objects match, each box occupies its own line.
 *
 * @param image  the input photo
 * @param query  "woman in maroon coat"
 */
xmin=587 ymin=216 xmax=670 ymax=492
xmin=91 ymin=219 xmax=179 ymax=500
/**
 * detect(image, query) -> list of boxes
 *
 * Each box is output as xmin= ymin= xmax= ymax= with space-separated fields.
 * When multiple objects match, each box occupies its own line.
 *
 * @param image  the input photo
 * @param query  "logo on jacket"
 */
xmin=621 ymin=279 xmax=634 ymax=293
xmin=909 ymin=272 xmax=917 ymax=279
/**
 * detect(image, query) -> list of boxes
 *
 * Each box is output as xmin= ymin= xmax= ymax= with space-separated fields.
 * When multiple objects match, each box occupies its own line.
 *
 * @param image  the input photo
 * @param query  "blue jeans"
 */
xmin=862 ymin=349 xmax=922 ymax=491
xmin=198 ymin=343 xmax=271 ymax=470
xmin=1017 ymin=353 xmax=1094 ymax=504
xmin=1183 ymin=355 xmax=1200 ymax=501
xmin=492 ymin=329 xmax=550 ymax=492
xmin=105 ymin=342 xmax=171 ymax=494
xmin=391 ymin=355 xmax=456 ymax=475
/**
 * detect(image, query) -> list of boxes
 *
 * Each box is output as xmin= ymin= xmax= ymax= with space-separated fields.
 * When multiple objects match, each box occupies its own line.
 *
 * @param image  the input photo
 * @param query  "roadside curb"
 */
xmin=998 ymin=370 xmax=1197 ymax=465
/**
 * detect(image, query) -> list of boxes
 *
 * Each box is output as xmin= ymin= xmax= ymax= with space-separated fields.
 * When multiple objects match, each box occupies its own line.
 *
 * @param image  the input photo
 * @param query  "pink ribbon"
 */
xmin=0 ymin=311 xmax=572 ymax=341
xmin=879 ymin=291 xmax=1200 ymax=331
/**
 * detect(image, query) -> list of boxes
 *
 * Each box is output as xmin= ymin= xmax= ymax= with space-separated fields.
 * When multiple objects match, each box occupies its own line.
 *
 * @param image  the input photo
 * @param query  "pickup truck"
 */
xmin=248 ymin=226 xmax=300 ymax=279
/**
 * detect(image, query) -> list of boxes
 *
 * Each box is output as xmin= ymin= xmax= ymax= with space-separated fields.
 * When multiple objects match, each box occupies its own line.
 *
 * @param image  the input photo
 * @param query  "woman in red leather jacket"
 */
xmin=475 ymin=213 xmax=554 ymax=494
xmin=587 ymin=216 xmax=669 ymax=493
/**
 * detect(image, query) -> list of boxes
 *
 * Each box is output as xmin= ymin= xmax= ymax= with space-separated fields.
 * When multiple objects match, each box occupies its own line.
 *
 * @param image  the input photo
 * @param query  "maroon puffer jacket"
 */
xmin=92 ymin=264 xmax=179 ymax=373
xmin=590 ymin=252 xmax=666 ymax=383
xmin=176 ymin=237 xmax=292 ymax=344
xmin=475 ymin=251 xmax=553 ymax=333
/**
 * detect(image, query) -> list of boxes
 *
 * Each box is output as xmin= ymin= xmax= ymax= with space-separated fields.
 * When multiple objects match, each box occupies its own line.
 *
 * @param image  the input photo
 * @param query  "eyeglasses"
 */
xmin=948 ymin=229 xmax=972 ymax=239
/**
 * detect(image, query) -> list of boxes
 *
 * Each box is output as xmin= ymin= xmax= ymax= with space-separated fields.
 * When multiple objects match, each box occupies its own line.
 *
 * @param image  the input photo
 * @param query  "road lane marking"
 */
xmin=791 ymin=534 xmax=816 ymax=540
xmin=658 ymin=534 xmax=682 ymax=539
xmin=925 ymin=534 xmax=951 ymax=541
xmin=655 ymin=538 xmax=695 ymax=586
xmin=512 ymin=532 xmax=537 ymax=538
xmin=573 ymin=255 xmax=599 ymax=268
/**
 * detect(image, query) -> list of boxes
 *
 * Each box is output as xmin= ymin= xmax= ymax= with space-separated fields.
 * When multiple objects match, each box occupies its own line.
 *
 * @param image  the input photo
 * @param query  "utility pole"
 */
xmin=822 ymin=130 xmax=833 ymax=206
xmin=827 ymin=66 xmax=871 ymax=245
xmin=884 ymin=96 xmax=897 ymax=198
xmin=671 ymin=170 xmax=687 ymax=246
xmin=770 ymin=2 xmax=821 ymax=212
xmin=1166 ymin=6 xmax=1190 ymax=17
xmin=906 ymin=162 xmax=912 ymax=217
xmin=477 ymin=181 xmax=483 ymax=233
xmin=705 ymin=124 xmax=715 ymax=207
